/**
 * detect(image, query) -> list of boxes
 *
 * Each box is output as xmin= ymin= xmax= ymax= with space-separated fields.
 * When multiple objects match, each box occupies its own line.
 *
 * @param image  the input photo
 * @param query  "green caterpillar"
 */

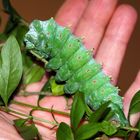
xmin=24 ymin=18 xmax=127 ymax=126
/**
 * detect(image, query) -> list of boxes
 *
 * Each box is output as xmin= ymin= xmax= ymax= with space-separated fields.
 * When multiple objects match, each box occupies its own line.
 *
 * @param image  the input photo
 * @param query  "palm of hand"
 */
xmin=0 ymin=0 xmax=138 ymax=140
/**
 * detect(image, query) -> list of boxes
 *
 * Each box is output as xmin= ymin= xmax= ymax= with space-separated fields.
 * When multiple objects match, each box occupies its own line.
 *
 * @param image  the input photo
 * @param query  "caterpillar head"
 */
xmin=24 ymin=18 xmax=56 ymax=58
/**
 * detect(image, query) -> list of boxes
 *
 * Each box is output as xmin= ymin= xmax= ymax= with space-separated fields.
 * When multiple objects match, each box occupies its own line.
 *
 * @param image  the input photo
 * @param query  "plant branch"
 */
xmin=18 ymin=91 xmax=52 ymax=96
xmin=121 ymin=126 xmax=139 ymax=132
xmin=0 ymin=106 xmax=58 ymax=126
xmin=1 ymin=100 xmax=140 ymax=135
xmin=11 ymin=100 xmax=70 ymax=117
xmin=20 ymin=19 xmax=29 ymax=27
xmin=30 ymin=50 xmax=48 ymax=65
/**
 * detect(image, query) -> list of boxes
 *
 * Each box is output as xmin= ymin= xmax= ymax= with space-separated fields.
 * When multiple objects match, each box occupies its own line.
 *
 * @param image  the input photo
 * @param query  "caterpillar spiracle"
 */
xmin=24 ymin=18 xmax=127 ymax=126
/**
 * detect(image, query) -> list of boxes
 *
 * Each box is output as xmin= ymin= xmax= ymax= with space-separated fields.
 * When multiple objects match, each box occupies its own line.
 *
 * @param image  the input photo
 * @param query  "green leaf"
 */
xmin=15 ymin=25 xmax=28 ymax=46
xmin=137 ymin=120 xmax=140 ymax=139
xmin=0 ymin=36 xmax=22 ymax=105
xmin=50 ymin=77 xmax=64 ymax=96
xmin=75 ymin=121 xmax=117 ymax=139
xmin=0 ymin=96 xmax=4 ymax=106
xmin=112 ymin=103 xmax=128 ymax=126
xmin=14 ymin=118 xmax=26 ymax=126
xmin=89 ymin=101 xmax=111 ymax=123
xmin=85 ymin=104 xmax=93 ymax=117
xmin=100 ymin=121 xmax=117 ymax=136
xmin=70 ymin=92 xmax=86 ymax=131
xmin=41 ymin=78 xmax=52 ymax=92
xmin=14 ymin=119 xmax=41 ymax=140
xmin=75 ymin=123 xmax=100 ymax=140
xmin=129 ymin=90 xmax=140 ymax=118
xmin=22 ymin=52 xmax=45 ymax=85
xmin=0 ymin=33 xmax=7 ymax=41
xmin=40 ymin=77 xmax=65 ymax=96
xmin=56 ymin=122 xmax=74 ymax=140
xmin=11 ymin=25 xmax=28 ymax=46
xmin=23 ymin=63 xmax=45 ymax=85
xmin=113 ymin=129 xmax=129 ymax=138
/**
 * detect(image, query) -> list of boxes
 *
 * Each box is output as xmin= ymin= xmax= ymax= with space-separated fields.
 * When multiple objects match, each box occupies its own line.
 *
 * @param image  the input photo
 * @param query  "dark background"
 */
xmin=0 ymin=0 xmax=140 ymax=95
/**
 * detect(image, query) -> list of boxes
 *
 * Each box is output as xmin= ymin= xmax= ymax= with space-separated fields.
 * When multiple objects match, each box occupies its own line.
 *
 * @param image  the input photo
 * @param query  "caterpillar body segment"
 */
xmin=55 ymin=46 xmax=92 ymax=82
xmin=24 ymin=18 xmax=127 ymax=125
xmin=46 ymin=35 xmax=81 ymax=70
xmin=64 ymin=59 xmax=102 ymax=93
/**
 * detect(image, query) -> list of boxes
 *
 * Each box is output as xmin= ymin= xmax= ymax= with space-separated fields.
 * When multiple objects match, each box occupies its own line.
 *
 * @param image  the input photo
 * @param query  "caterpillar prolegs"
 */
xmin=24 ymin=18 xmax=127 ymax=125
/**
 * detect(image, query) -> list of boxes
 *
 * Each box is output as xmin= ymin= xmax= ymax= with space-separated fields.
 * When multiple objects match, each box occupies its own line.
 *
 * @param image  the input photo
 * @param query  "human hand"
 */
xmin=0 ymin=0 xmax=138 ymax=139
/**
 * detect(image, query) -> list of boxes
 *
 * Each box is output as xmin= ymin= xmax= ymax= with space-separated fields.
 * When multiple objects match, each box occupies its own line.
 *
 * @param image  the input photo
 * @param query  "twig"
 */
xmin=11 ymin=100 xmax=70 ymax=117
xmin=0 ymin=106 xmax=58 ymax=126
xmin=30 ymin=50 xmax=48 ymax=65
xmin=18 ymin=91 xmax=52 ymax=96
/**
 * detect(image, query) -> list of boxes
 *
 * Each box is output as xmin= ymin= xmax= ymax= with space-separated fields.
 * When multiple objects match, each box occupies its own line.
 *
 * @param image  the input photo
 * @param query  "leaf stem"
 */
xmin=1 ymin=101 xmax=140 ymax=135
xmin=30 ymin=50 xmax=48 ymax=65
xmin=0 ymin=106 xmax=58 ymax=126
xmin=11 ymin=100 xmax=70 ymax=117
xmin=121 ymin=126 xmax=139 ymax=132
xmin=20 ymin=19 xmax=29 ymax=27
xmin=18 ymin=91 xmax=52 ymax=96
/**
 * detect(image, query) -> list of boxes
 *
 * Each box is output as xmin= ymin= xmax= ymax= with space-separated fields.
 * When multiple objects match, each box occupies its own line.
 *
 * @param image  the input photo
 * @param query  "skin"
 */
xmin=0 ymin=0 xmax=139 ymax=139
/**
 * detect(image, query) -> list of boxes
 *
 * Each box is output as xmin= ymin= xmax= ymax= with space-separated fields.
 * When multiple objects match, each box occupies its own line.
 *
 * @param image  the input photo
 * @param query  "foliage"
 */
xmin=56 ymin=122 xmax=74 ymax=140
xmin=0 ymin=1 xmax=140 ymax=140
xmin=14 ymin=119 xmax=42 ymax=140
xmin=0 ymin=36 xmax=22 ymax=105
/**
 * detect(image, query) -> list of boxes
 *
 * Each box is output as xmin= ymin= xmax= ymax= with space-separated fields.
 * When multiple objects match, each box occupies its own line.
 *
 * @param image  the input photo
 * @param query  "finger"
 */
xmin=0 ymin=115 xmax=22 ymax=140
xmin=95 ymin=5 xmax=137 ymax=84
xmin=123 ymin=70 xmax=140 ymax=126
xmin=55 ymin=0 xmax=89 ymax=31
xmin=75 ymin=0 xmax=118 ymax=51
